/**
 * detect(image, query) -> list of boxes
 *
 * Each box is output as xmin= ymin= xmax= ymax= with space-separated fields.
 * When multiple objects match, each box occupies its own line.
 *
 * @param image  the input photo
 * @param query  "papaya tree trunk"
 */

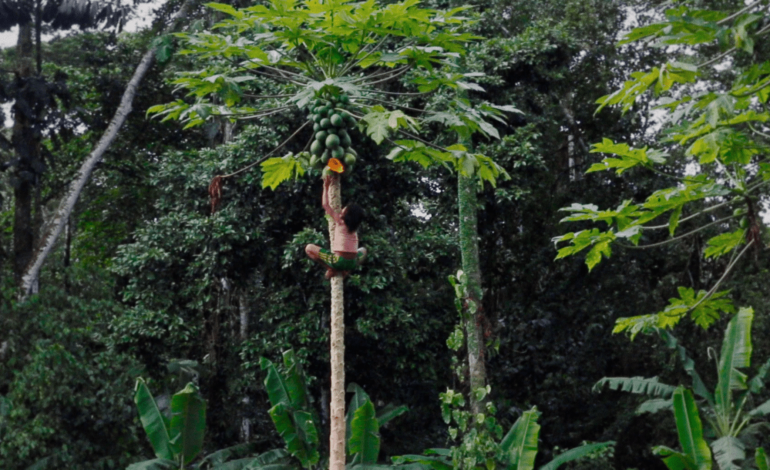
xmin=327 ymin=176 xmax=346 ymax=470
xmin=458 ymin=171 xmax=487 ymax=415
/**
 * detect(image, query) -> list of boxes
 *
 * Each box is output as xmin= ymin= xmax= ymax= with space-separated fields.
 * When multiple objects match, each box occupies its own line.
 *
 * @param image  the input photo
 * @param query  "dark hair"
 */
xmin=342 ymin=204 xmax=365 ymax=232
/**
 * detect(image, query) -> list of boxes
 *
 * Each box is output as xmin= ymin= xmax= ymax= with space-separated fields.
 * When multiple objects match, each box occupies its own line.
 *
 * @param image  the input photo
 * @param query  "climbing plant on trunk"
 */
xmin=150 ymin=1 xmax=514 ymax=468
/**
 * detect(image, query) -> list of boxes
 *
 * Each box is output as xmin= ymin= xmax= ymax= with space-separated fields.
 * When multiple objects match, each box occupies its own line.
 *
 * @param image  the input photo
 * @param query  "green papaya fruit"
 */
xmin=310 ymin=140 xmax=324 ymax=156
xmin=326 ymin=134 xmax=341 ymax=149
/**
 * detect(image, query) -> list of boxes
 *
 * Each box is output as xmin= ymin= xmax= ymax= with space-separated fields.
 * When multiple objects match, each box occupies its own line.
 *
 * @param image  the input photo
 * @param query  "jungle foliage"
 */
xmin=3 ymin=1 xmax=770 ymax=470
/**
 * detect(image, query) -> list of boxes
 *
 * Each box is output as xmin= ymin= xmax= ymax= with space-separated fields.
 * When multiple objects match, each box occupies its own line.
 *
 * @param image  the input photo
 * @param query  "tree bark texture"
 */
xmin=458 ymin=172 xmax=487 ymax=415
xmin=327 ymin=176 xmax=346 ymax=470
xmin=18 ymin=0 xmax=198 ymax=300
xmin=12 ymin=23 xmax=35 ymax=286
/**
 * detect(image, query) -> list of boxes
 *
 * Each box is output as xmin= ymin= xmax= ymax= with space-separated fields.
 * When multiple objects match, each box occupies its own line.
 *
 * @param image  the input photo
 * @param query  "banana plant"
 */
xmin=395 ymin=407 xmax=614 ymax=470
xmin=260 ymin=351 xmax=410 ymax=470
xmin=595 ymin=307 xmax=770 ymax=470
xmin=130 ymin=379 xmax=207 ymax=469
xmin=130 ymin=379 xmax=291 ymax=470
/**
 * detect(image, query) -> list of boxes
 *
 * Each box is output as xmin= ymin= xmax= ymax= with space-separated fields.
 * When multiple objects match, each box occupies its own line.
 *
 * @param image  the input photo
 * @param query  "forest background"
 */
xmin=2 ymin=0 xmax=770 ymax=469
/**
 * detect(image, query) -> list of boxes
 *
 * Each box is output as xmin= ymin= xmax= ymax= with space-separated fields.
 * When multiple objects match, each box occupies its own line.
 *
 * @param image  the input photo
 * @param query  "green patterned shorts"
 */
xmin=319 ymin=248 xmax=360 ymax=271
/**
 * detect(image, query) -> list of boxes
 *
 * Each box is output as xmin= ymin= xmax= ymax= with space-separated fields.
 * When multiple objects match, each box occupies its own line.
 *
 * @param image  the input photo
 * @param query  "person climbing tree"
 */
xmin=305 ymin=174 xmax=367 ymax=279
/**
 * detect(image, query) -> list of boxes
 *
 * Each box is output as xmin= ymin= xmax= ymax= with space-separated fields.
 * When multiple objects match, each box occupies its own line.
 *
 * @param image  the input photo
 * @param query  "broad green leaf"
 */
xmin=391 ymin=453 xmax=452 ymax=470
xmin=169 ymin=383 xmax=206 ymax=465
xmin=346 ymin=383 xmax=371 ymax=443
xmin=134 ymin=378 xmax=174 ymax=461
xmin=538 ymin=441 xmax=615 ymax=470
xmin=653 ymin=446 xmax=698 ymax=470
xmin=282 ymin=350 xmax=310 ymax=410
xmin=749 ymin=357 xmax=770 ymax=393
xmin=704 ymin=230 xmax=745 ymax=259
xmin=269 ymin=403 xmax=318 ymax=468
xmin=594 ymin=376 xmax=676 ymax=397
xmin=200 ymin=442 xmax=263 ymax=466
xmin=756 ymin=448 xmax=769 ymax=470
xmin=261 ymin=155 xmax=306 ymax=190
xmin=375 ymin=404 xmax=408 ymax=426
xmin=348 ymin=400 xmax=380 ymax=464
xmin=261 ymin=357 xmax=292 ymax=407
xmin=293 ymin=411 xmax=319 ymax=459
xmin=710 ymin=437 xmax=745 ymax=470
xmin=715 ymin=308 xmax=753 ymax=416
xmin=748 ymin=398 xmax=770 ymax=417
xmin=637 ymin=398 xmax=673 ymax=414
xmin=659 ymin=329 xmax=714 ymax=404
xmin=243 ymin=464 xmax=298 ymax=470
xmin=126 ymin=459 xmax=177 ymax=470
xmin=672 ymin=387 xmax=711 ymax=470
xmin=500 ymin=407 xmax=540 ymax=470
xmin=587 ymin=138 xmax=652 ymax=174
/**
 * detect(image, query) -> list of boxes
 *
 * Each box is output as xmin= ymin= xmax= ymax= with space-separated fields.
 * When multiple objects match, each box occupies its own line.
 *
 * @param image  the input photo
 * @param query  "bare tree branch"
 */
xmin=18 ymin=0 xmax=199 ymax=301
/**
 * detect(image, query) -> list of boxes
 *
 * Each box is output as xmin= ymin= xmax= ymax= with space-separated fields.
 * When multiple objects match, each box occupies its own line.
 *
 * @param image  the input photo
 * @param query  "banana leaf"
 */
xmin=199 ymin=442 xmax=265 ymax=467
xmin=262 ymin=357 xmax=292 ymax=408
xmin=672 ymin=387 xmax=711 ymax=470
xmin=294 ymin=411 xmax=319 ymax=451
xmin=244 ymin=464 xmax=300 ymax=470
xmin=594 ymin=376 xmax=676 ymax=397
xmin=269 ymin=403 xmax=319 ymax=468
xmin=134 ymin=378 xmax=174 ymax=461
xmin=347 ymin=383 xmax=371 ymax=442
xmin=756 ymin=448 xmax=768 ymax=470
xmin=349 ymin=399 xmax=380 ymax=464
xmin=126 ymin=458 xmax=177 ymax=470
xmin=212 ymin=458 xmax=266 ymax=470
xmin=653 ymin=446 xmax=698 ymax=470
xmin=539 ymin=441 xmax=615 ymax=470
xmin=500 ymin=407 xmax=540 ymax=470
xmin=715 ymin=308 xmax=753 ymax=415
xmin=376 ymin=404 xmax=408 ymax=426
xmin=169 ymin=383 xmax=206 ymax=465
xmin=637 ymin=398 xmax=672 ymax=415
xmin=710 ymin=436 xmax=745 ymax=470
xmin=749 ymin=358 xmax=770 ymax=394
xmin=749 ymin=398 xmax=770 ymax=417
xmin=658 ymin=330 xmax=714 ymax=405
xmin=392 ymin=453 xmax=452 ymax=470
xmin=282 ymin=350 xmax=311 ymax=410
xmin=214 ymin=450 xmax=294 ymax=470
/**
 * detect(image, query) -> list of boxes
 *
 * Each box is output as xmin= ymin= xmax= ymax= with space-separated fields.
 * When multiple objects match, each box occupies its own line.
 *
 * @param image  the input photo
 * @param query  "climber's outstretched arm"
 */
xmin=322 ymin=175 xmax=343 ymax=225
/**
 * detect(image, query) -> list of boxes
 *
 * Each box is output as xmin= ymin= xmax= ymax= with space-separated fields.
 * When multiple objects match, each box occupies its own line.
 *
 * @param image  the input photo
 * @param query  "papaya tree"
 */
xmin=148 ymin=1 xmax=511 ymax=468
xmin=553 ymin=2 xmax=770 ymax=335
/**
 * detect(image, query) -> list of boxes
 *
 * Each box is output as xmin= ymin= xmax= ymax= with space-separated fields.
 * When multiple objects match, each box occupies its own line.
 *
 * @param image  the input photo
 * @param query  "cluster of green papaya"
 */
xmin=306 ymin=92 xmax=358 ymax=173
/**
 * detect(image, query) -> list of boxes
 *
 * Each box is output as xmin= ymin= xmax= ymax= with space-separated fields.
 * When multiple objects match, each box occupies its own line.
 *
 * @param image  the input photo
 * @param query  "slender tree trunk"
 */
xmin=18 ymin=0 xmax=197 ymax=300
xmin=327 ymin=177 xmax=346 ymax=470
xmin=458 ymin=171 xmax=487 ymax=415
xmin=12 ymin=23 xmax=35 ymax=286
